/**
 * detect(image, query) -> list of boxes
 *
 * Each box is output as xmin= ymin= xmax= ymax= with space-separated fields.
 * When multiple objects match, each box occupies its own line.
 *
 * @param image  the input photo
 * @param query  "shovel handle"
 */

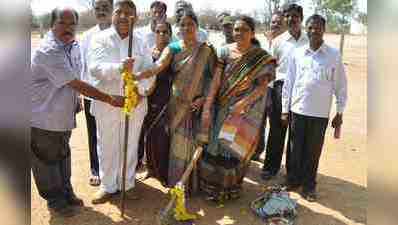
xmin=178 ymin=146 xmax=204 ymax=185
xmin=162 ymin=146 xmax=204 ymax=214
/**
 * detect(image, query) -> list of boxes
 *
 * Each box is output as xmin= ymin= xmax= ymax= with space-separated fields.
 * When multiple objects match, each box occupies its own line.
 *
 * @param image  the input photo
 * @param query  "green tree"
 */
xmin=312 ymin=0 xmax=356 ymax=56
xmin=263 ymin=0 xmax=282 ymax=30
xmin=357 ymin=12 xmax=367 ymax=25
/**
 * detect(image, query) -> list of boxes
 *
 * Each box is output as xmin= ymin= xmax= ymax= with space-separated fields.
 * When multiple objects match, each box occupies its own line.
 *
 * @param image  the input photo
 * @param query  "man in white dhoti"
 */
xmin=88 ymin=0 xmax=155 ymax=204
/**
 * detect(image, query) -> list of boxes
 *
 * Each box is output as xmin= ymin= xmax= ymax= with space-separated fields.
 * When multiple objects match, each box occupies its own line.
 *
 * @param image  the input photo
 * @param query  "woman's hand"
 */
xmin=191 ymin=97 xmax=205 ymax=112
xmin=135 ymin=70 xmax=152 ymax=81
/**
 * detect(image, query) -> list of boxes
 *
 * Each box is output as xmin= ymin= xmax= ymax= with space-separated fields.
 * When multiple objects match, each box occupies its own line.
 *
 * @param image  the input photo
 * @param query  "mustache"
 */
xmin=118 ymin=19 xmax=129 ymax=24
xmin=63 ymin=31 xmax=73 ymax=36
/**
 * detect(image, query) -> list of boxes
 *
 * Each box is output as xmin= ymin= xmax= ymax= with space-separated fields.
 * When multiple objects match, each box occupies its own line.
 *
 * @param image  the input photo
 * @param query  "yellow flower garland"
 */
xmin=121 ymin=69 xmax=139 ymax=114
xmin=169 ymin=186 xmax=197 ymax=221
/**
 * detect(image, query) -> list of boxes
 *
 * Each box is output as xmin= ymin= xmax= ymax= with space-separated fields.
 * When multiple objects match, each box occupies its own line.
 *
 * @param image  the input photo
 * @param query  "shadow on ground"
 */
xmin=47 ymin=161 xmax=366 ymax=225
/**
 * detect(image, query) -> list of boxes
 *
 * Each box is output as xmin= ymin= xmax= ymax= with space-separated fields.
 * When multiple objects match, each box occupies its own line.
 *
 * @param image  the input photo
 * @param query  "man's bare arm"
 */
xmin=67 ymin=79 xmax=124 ymax=107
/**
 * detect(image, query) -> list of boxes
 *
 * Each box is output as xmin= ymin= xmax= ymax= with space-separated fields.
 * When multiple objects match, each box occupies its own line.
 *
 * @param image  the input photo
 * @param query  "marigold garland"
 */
xmin=169 ymin=186 xmax=197 ymax=221
xmin=121 ymin=69 xmax=139 ymax=114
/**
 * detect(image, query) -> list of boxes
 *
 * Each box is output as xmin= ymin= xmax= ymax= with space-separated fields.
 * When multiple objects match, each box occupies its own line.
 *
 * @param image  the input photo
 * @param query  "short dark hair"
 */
xmin=283 ymin=3 xmax=303 ymax=21
xmin=50 ymin=7 xmax=79 ymax=27
xmin=150 ymin=1 xmax=167 ymax=13
xmin=91 ymin=0 xmax=114 ymax=7
xmin=155 ymin=21 xmax=172 ymax=35
xmin=114 ymin=0 xmax=136 ymax=12
xmin=178 ymin=10 xmax=198 ymax=27
xmin=272 ymin=10 xmax=283 ymax=17
xmin=306 ymin=14 xmax=326 ymax=28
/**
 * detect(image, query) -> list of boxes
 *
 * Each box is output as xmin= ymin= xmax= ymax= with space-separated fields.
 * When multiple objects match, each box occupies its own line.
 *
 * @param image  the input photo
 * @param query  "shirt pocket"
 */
xmin=314 ymin=64 xmax=334 ymax=84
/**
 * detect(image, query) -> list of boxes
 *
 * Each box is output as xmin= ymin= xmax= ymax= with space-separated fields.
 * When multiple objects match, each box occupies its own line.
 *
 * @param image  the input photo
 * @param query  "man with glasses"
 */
xmin=31 ymin=6 xmax=124 ymax=217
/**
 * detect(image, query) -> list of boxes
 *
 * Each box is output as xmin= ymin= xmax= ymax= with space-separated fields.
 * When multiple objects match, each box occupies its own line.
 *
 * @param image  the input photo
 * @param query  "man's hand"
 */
xmin=331 ymin=113 xmax=343 ymax=128
xmin=152 ymin=48 xmax=162 ymax=61
xmin=108 ymin=95 xmax=125 ymax=107
xmin=122 ymin=57 xmax=135 ymax=73
xmin=281 ymin=113 xmax=289 ymax=127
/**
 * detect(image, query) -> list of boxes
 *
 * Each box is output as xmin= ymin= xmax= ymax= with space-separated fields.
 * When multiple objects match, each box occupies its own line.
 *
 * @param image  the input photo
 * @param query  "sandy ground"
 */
xmin=31 ymin=32 xmax=367 ymax=225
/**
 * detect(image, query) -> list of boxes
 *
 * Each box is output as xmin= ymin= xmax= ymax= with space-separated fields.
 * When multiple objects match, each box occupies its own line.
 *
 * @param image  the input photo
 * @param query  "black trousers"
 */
xmin=253 ymin=87 xmax=272 ymax=159
xmin=262 ymin=80 xmax=288 ymax=174
xmin=83 ymin=99 xmax=99 ymax=177
xmin=31 ymin=127 xmax=75 ymax=209
xmin=287 ymin=112 xmax=328 ymax=192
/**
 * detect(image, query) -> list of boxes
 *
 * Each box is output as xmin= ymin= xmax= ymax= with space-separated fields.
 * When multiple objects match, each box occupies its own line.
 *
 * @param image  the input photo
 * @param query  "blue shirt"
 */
xmin=31 ymin=31 xmax=82 ymax=131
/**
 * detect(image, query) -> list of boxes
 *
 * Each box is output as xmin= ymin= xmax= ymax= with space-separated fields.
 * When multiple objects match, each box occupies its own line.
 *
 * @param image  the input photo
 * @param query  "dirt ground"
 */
xmin=31 ymin=32 xmax=367 ymax=225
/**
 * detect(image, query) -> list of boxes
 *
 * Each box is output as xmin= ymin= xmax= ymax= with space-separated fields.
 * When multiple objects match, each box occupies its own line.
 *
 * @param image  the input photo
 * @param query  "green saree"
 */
xmin=199 ymin=45 xmax=276 ymax=201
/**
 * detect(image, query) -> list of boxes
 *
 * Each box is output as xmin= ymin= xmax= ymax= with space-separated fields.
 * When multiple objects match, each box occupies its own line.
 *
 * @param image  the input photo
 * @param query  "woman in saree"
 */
xmin=137 ymin=11 xmax=217 ymax=193
xmin=137 ymin=21 xmax=173 ymax=186
xmin=198 ymin=15 xmax=276 ymax=202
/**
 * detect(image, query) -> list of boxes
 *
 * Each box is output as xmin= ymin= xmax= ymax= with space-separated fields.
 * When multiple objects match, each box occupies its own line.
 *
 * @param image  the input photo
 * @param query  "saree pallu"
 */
xmin=167 ymin=42 xmax=217 ymax=194
xmin=199 ymin=47 xmax=275 ymax=201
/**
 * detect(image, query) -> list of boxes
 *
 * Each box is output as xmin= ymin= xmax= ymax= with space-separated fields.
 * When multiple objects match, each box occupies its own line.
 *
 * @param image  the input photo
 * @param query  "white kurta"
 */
xmin=88 ymin=26 xmax=155 ymax=193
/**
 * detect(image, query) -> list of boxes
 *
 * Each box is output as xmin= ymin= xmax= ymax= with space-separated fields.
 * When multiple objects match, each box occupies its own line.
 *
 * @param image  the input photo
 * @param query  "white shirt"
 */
xmin=282 ymin=43 xmax=348 ymax=118
xmin=271 ymin=30 xmax=308 ymax=81
xmin=136 ymin=25 xmax=156 ymax=50
xmin=80 ymin=25 xmax=102 ymax=100
xmin=88 ymin=26 xmax=155 ymax=119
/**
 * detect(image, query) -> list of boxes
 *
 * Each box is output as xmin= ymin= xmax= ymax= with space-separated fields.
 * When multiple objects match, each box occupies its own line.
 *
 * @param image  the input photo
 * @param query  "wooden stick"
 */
xmin=159 ymin=146 xmax=204 ymax=224
xmin=121 ymin=16 xmax=135 ymax=218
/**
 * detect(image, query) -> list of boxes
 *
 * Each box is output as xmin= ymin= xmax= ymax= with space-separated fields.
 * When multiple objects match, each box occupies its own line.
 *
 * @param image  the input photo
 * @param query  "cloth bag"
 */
xmin=218 ymin=86 xmax=268 ymax=163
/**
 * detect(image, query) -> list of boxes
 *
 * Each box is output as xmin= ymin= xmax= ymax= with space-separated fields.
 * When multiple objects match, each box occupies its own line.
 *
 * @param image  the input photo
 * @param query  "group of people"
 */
xmin=31 ymin=0 xmax=347 ymax=218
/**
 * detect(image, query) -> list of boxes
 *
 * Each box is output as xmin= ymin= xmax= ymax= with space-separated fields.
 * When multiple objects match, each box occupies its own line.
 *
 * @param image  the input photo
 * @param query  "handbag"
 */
xmin=217 ymin=85 xmax=268 ymax=163
xmin=250 ymin=186 xmax=297 ymax=225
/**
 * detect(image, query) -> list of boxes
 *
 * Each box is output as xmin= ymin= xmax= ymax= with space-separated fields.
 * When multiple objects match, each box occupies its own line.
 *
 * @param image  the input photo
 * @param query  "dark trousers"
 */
xmin=31 ymin=127 xmax=75 ymax=209
xmin=83 ymin=99 xmax=99 ymax=176
xmin=263 ymin=80 xmax=288 ymax=174
xmin=287 ymin=112 xmax=328 ymax=191
xmin=253 ymin=87 xmax=272 ymax=159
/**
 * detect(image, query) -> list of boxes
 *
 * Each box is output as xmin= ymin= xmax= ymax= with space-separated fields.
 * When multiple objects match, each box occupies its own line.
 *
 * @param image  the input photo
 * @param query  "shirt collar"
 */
xmin=304 ymin=42 xmax=328 ymax=55
xmin=110 ymin=25 xmax=136 ymax=42
xmin=47 ymin=30 xmax=77 ymax=51
xmin=286 ymin=30 xmax=306 ymax=42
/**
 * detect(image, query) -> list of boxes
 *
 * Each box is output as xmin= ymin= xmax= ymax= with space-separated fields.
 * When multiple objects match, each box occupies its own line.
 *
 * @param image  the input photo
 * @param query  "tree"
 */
xmin=81 ymin=0 xmax=94 ymax=11
xmin=312 ymin=0 xmax=356 ymax=56
xmin=356 ymin=12 xmax=367 ymax=26
xmin=263 ymin=0 xmax=282 ymax=30
xmin=197 ymin=5 xmax=220 ymax=30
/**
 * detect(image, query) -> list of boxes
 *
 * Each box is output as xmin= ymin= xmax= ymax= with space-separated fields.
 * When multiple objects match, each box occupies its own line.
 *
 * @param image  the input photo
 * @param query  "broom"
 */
xmin=158 ymin=146 xmax=204 ymax=225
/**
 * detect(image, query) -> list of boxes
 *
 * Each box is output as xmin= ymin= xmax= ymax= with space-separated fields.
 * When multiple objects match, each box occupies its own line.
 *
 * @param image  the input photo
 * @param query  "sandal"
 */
xmin=89 ymin=176 xmax=101 ymax=186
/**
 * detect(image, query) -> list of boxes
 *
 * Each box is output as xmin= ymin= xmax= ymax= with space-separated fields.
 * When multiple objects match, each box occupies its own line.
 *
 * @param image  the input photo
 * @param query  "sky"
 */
xmin=31 ymin=0 xmax=367 ymax=17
